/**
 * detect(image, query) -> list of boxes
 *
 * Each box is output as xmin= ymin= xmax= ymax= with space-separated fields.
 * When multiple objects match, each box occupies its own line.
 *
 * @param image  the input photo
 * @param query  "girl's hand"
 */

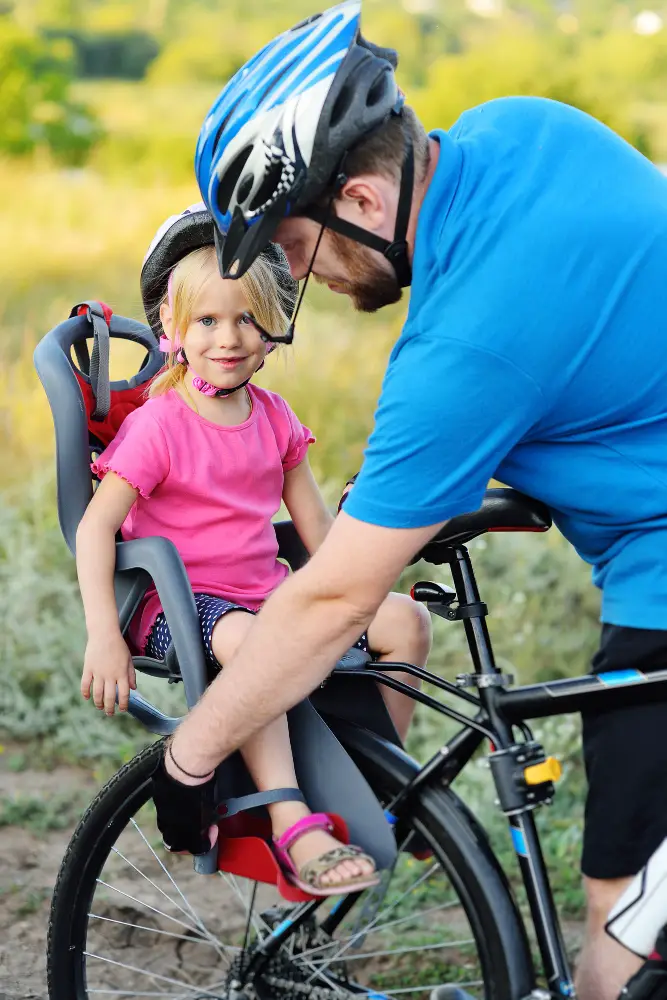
xmin=81 ymin=631 xmax=137 ymax=715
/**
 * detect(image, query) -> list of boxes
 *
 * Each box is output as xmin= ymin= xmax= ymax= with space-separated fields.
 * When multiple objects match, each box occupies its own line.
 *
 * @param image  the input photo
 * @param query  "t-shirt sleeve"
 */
xmin=343 ymin=334 xmax=545 ymax=529
xmin=91 ymin=406 xmax=170 ymax=498
xmin=279 ymin=399 xmax=316 ymax=472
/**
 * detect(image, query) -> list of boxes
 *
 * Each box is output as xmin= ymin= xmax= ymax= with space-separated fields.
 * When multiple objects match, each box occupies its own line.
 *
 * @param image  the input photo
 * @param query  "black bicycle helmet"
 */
xmin=140 ymin=203 xmax=298 ymax=336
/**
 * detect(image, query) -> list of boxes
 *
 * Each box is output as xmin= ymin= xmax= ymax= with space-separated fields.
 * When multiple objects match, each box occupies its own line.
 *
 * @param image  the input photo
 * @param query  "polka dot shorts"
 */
xmin=145 ymin=593 xmax=254 ymax=670
xmin=145 ymin=592 xmax=371 ymax=671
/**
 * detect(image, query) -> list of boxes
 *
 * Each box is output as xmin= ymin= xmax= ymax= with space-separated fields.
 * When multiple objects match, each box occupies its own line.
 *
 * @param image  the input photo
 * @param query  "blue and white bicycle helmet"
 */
xmin=195 ymin=1 xmax=414 ymax=289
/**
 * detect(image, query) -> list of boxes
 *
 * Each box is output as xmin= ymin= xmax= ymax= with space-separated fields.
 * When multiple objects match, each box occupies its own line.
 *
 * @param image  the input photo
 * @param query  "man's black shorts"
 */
xmin=582 ymin=624 xmax=667 ymax=879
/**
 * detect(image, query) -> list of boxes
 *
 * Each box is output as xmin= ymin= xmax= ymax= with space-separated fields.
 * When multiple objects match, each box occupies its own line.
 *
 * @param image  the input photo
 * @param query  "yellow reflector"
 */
xmin=524 ymin=757 xmax=562 ymax=786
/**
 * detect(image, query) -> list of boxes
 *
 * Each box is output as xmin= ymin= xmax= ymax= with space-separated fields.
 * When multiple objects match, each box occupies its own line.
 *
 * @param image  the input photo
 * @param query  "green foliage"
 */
xmin=45 ymin=28 xmax=160 ymax=79
xmin=0 ymin=475 xmax=181 ymax=764
xmin=0 ymin=789 xmax=89 ymax=831
xmin=146 ymin=15 xmax=266 ymax=86
xmin=413 ymin=26 xmax=653 ymax=154
xmin=0 ymin=19 xmax=101 ymax=162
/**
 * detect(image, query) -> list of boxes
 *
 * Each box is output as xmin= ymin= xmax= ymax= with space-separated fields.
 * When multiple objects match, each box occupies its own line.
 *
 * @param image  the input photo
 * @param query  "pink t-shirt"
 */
xmin=91 ymin=386 xmax=314 ymax=651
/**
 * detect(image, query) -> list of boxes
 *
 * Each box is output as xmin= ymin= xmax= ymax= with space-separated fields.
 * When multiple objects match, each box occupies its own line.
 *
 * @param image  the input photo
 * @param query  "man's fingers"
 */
xmin=104 ymin=680 xmax=117 ymax=716
xmin=92 ymin=676 xmax=105 ymax=710
xmin=128 ymin=660 xmax=137 ymax=690
xmin=117 ymin=676 xmax=130 ymax=713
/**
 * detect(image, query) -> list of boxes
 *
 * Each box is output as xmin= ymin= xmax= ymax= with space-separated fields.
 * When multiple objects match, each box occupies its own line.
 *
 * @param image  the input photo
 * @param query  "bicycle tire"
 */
xmin=48 ymin=735 xmax=534 ymax=999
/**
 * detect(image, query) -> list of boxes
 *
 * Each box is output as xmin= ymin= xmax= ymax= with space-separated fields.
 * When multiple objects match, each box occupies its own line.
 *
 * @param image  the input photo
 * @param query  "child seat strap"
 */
xmin=69 ymin=300 xmax=113 ymax=421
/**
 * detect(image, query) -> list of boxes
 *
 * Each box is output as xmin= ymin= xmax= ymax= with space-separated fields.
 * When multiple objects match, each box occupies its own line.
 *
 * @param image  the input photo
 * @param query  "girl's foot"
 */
xmin=270 ymin=802 xmax=378 ymax=893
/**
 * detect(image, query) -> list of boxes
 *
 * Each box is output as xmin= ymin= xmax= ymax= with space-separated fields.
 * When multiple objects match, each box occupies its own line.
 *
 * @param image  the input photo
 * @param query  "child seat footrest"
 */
xmin=215 ymin=811 xmax=349 ymax=904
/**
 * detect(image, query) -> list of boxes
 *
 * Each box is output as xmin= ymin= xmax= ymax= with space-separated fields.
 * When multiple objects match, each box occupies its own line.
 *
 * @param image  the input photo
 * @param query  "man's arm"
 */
xmin=168 ymin=511 xmax=443 ymax=774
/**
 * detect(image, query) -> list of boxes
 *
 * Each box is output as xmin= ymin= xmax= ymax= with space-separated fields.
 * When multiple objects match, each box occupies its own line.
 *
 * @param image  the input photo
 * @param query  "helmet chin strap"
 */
xmin=303 ymin=137 xmax=414 ymax=289
xmin=183 ymin=350 xmax=270 ymax=398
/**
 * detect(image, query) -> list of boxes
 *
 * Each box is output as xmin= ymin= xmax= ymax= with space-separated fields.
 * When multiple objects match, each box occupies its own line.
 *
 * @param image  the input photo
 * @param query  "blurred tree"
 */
xmin=45 ymin=27 xmax=159 ymax=78
xmin=413 ymin=25 xmax=652 ymax=154
xmin=0 ymin=20 xmax=102 ymax=161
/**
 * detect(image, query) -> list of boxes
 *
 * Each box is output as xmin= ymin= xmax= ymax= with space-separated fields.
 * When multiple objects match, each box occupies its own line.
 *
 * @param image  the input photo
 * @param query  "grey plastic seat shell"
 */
xmin=34 ymin=312 xmax=399 ymax=874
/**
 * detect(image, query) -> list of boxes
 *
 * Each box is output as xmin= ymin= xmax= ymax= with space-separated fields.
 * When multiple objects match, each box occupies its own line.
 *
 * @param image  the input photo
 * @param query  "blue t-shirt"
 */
xmin=345 ymin=96 xmax=667 ymax=629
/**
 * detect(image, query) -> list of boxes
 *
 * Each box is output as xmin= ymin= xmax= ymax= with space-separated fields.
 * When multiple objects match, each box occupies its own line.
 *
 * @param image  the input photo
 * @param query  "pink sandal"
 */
xmin=272 ymin=813 xmax=380 ymax=897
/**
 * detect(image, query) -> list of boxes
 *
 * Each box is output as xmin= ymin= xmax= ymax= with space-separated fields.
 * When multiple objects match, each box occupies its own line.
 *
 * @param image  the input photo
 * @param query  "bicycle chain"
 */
xmin=262 ymin=973 xmax=353 ymax=999
xmin=226 ymin=941 xmax=354 ymax=1000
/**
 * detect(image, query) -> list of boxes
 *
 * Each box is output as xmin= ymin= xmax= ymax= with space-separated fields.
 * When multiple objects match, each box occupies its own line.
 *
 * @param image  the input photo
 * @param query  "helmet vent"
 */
xmin=249 ymin=157 xmax=289 ymax=213
xmin=237 ymin=173 xmax=254 ymax=205
xmin=330 ymin=84 xmax=355 ymax=128
xmin=216 ymin=146 xmax=253 ymax=215
xmin=367 ymin=71 xmax=390 ymax=107
xmin=292 ymin=12 xmax=322 ymax=31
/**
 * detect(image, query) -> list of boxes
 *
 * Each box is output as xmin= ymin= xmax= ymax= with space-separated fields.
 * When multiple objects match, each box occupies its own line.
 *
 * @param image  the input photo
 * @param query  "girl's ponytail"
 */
xmin=148 ymin=356 xmax=188 ymax=398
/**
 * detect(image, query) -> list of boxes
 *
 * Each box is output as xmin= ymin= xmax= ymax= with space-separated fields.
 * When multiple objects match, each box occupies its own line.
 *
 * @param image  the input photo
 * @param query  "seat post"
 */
xmin=448 ymin=545 xmax=515 ymax=747
xmin=448 ymin=545 xmax=498 ymax=676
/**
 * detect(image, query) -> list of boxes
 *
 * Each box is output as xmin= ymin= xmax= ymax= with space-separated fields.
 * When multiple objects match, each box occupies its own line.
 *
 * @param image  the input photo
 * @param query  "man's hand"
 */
xmin=151 ymin=749 xmax=218 ymax=855
xmin=80 ymin=631 xmax=137 ymax=715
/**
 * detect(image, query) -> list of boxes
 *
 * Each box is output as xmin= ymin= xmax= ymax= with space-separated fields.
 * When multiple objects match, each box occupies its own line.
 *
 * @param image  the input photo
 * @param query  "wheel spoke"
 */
xmin=379 ymin=981 xmax=483 ymax=997
xmin=88 ymin=912 xmax=239 ymax=949
xmin=109 ymin=845 xmax=207 ymax=931
xmin=83 ymin=951 xmax=223 ymax=996
xmin=87 ymin=991 xmax=200 ymax=997
xmin=217 ymin=871 xmax=268 ymax=942
xmin=128 ymin=820 xmax=221 ymax=944
xmin=94 ymin=879 xmax=203 ymax=936
xmin=338 ymin=937 xmax=475 ymax=962
xmin=295 ymin=899 xmax=462 ymax=961
xmin=303 ymin=863 xmax=443 ymax=981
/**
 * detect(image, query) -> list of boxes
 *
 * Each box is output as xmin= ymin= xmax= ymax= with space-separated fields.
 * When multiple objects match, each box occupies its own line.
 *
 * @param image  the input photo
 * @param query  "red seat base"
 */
xmin=216 ymin=813 xmax=349 ymax=902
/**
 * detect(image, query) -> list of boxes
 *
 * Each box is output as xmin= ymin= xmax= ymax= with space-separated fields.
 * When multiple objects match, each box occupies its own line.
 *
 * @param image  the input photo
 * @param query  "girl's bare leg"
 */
xmin=212 ymin=612 xmax=374 ymax=886
xmin=366 ymin=592 xmax=432 ymax=742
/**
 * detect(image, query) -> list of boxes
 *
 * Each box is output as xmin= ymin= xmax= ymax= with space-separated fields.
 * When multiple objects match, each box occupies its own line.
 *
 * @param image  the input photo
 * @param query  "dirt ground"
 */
xmin=0 ymin=758 xmax=97 ymax=999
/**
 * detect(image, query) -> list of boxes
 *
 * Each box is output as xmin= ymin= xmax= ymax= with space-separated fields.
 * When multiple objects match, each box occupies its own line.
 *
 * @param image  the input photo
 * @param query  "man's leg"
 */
xmin=576 ymin=625 xmax=667 ymax=1000
xmin=575 ymin=876 xmax=640 ymax=1000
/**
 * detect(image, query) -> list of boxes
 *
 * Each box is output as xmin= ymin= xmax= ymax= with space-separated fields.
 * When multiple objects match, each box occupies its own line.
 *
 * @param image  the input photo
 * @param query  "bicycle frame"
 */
xmin=337 ymin=541 xmax=667 ymax=999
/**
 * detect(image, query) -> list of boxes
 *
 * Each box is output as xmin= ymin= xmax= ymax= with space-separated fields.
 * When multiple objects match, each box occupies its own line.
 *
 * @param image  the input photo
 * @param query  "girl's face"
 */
xmin=162 ymin=264 xmax=269 ymax=391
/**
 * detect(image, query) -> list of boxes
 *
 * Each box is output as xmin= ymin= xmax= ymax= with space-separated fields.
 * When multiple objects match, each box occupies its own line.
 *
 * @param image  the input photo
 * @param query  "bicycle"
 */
xmin=38 ymin=304 xmax=667 ymax=1000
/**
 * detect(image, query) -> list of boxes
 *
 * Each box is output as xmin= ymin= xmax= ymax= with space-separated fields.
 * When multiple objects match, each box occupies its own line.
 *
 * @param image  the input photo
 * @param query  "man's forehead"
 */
xmin=274 ymin=216 xmax=315 ymax=242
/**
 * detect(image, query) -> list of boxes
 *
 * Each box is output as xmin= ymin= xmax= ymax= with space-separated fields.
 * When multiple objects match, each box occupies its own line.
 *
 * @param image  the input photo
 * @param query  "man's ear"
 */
xmin=337 ymin=175 xmax=390 ymax=231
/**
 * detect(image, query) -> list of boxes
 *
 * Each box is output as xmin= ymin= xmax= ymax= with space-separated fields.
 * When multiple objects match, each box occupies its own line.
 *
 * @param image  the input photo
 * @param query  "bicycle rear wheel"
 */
xmin=48 ymin=736 xmax=534 ymax=999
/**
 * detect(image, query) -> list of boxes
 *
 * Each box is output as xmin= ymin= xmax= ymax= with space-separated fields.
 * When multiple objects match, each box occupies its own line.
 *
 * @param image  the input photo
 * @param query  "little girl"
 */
xmin=76 ymin=204 xmax=432 ymax=895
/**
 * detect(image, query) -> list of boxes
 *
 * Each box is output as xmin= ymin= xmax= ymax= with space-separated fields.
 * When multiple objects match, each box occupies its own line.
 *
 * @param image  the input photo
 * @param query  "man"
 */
xmin=155 ymin=3 xmax=667 ymax=998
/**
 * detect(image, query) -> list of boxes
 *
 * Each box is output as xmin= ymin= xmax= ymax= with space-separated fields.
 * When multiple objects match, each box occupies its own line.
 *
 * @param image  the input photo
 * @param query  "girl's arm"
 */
xmin=282 ymin=457 xmax=334 ymax=555
xmin=76 ymin=472 xmax=139 ymax=715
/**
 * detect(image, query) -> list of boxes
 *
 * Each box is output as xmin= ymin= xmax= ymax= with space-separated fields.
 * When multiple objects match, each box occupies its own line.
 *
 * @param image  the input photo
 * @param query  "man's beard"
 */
xmin=319 ymin=231 xmax=403 ymax=313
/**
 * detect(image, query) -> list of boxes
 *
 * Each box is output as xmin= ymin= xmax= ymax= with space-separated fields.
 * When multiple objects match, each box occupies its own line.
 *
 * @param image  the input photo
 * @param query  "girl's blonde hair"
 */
xmin=149 ymin=245 xmax=291 ymax=398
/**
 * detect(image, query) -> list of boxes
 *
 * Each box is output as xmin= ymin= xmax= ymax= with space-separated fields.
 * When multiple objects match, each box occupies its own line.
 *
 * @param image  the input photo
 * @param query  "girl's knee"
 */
xmin=211 ymin=610 xmax=255 ymax=665
xmin=370 ymin=592 xmax=432 ymax=662
xmin=393 ymin=592 xmax=433 ymax=654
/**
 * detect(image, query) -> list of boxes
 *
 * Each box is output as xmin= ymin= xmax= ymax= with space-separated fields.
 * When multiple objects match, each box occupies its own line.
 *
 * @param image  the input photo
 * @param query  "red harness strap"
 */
xmin=71 ymin=300 xmax=157 ymax=448
xmin=74 ymin=371 xmax=149 ymax=449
